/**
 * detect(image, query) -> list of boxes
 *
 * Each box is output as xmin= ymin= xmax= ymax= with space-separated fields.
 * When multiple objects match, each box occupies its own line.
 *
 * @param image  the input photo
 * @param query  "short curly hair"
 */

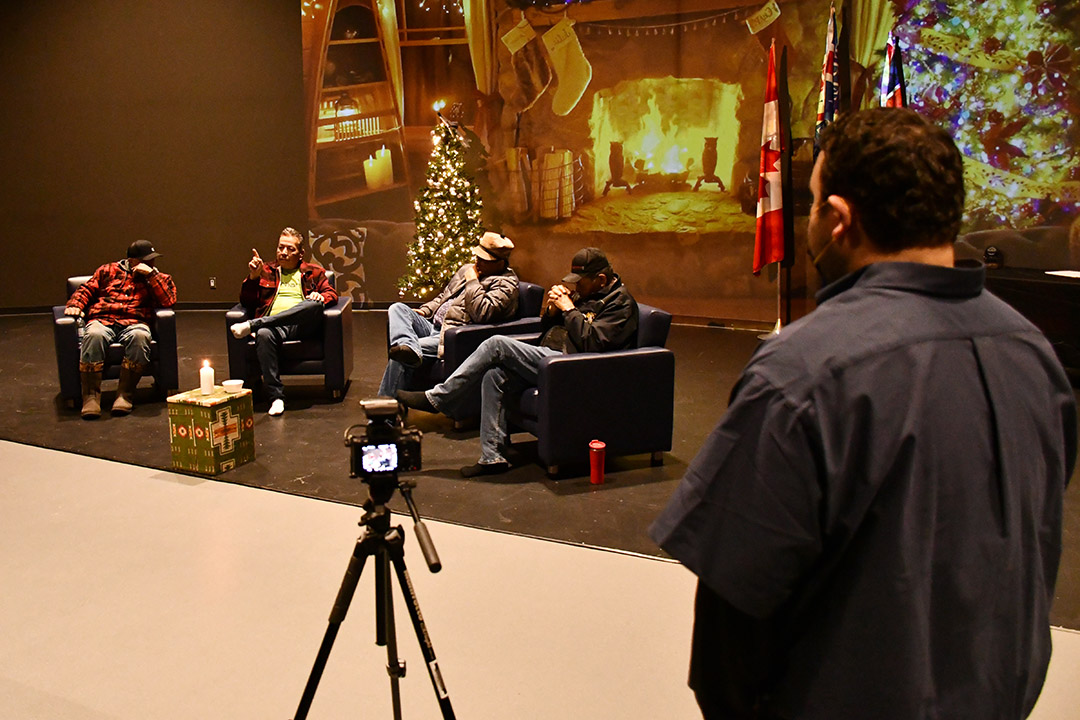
xmin=817 ymin=108 xmax=965 ymax=253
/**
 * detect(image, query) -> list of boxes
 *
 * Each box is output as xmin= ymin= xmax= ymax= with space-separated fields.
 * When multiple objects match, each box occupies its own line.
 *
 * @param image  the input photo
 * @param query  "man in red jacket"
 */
xmin=230 ymin=227 xmax=338 ymax=416
xmin=65 ymin=239 xmax=178 ymax=419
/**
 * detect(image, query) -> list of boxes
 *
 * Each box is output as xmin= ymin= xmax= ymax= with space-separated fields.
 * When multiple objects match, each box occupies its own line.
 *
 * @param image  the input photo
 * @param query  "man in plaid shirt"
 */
xmin=65 ymin=239 xmax=177 ymax=419
xmin=229 ymin=227 xmax=337 ymax=416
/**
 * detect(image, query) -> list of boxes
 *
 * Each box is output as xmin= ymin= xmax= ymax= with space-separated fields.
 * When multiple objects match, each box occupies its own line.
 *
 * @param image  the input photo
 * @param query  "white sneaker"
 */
xmin=230 ymin=321 xmax=252 ymax=339
xmin=268 ymin=399 xmax=285 ymax=416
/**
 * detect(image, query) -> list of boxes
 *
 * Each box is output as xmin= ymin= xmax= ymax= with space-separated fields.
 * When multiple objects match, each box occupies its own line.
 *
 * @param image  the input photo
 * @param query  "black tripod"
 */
xmin=293 ymin=477 xmax=455 ymax=720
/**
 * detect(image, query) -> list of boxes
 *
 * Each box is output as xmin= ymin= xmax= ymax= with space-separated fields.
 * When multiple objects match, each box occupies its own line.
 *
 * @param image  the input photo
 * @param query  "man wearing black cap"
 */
xmin=64 ymin=239 xmax=177 ymax=419
xmin=398 ymin=246 xmax=637 ymax=477
xmin=378 ymin=230 xmax=519 ymax=397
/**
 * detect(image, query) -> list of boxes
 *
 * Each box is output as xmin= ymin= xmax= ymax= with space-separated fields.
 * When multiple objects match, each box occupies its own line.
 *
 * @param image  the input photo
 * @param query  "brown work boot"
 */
xmin=80 ymin=371 xmax=102 ymax=419
xmin=111 ymin=365 xmax=143 ymax=416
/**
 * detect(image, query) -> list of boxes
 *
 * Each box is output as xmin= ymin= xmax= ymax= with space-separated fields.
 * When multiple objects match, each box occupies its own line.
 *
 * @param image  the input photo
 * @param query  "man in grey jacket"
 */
xmin=378 ymin=231 xmax=519 ymax=397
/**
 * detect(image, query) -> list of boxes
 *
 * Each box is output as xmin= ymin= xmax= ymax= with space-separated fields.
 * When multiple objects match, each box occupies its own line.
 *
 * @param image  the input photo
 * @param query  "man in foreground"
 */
xmin=378 ymin=231 xmax=519 ymax=397
xmin=398 ymin=247 xmax=637 ymax=477
xmin=651 ymin=108 xmax=1076 ymax=719
xmin=230 ymin=227 xmax=337 ymax=416
xmin=65 ymin=239 xmax=177 ymax=419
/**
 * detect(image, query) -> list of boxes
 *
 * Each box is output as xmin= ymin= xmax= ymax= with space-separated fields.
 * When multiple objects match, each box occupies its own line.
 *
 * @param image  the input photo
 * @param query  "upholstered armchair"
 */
xmin=403 ymin=281 xmax=546 ymax=391
xmin=53 ymin=275 xmax=179 ymax=408
xmin=506 ymin=303 xmax=675 ymax=475
xmin=225 ymin=270 xmax=353 ymax=399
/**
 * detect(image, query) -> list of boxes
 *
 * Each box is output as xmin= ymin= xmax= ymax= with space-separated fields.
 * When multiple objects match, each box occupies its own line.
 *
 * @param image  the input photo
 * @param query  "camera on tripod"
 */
xmin=299 ymin=399 xmax=451 ymax=720
xmin=345 ymin=397 xmax=422 ymax=478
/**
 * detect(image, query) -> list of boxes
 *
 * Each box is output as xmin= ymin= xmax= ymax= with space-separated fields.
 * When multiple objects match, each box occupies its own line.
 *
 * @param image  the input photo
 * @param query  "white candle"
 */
xmin=200 ymin=360 xmax=214 ymax=395
xmin=373 ymin=146 xmax=392 ymax=188
xmin=364 ymin=155 xmax=379 ymax=188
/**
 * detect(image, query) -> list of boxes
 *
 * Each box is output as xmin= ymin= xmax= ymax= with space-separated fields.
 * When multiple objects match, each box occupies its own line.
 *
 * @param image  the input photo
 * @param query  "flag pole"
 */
xmin=774 ymin=267 xmax=781 ymax=334
xmin=753 ymin=38 xmax=784 ymax=338
xmin=759 ymin=263 xmax=781 ymax=339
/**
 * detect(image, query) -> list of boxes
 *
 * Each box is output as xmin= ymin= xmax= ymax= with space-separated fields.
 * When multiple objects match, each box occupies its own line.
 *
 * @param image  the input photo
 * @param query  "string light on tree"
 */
xmin=398 ymin=100 xmax=485 ymax=298
xmin=897 ymin=0 xmax=1080 ymax=229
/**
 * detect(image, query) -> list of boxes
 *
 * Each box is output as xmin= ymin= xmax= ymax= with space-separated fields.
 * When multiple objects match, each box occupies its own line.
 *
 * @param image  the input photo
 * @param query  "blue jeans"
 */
xmin=80 ymin=320 xmax=151 ymax=371
xmin=251 ymin=300 xmax=324 ymax=402
xmin=378 ymin=302 xmax=440 ymax=396
xmin=427 ymin=335 xmax=560 ymax=464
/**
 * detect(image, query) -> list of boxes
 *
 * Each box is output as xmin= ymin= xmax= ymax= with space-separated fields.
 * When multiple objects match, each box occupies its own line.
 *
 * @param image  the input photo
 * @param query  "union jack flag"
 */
xmin=880 ymin=31 xmax=908 ymax=108
xmin=814 ymin=3 xmax=839 ymax=156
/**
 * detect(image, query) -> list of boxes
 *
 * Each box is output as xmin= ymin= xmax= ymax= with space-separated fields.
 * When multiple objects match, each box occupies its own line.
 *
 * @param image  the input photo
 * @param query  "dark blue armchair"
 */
xmin=401 ymin=281 xmax=545 ymax=419
xmin=225 ymin=270 xmax=353 ymax=399
xmin=53 ymin=276 xmax=179 ymax=408
xmin=506 ymin=303 xmax=675 ymax=475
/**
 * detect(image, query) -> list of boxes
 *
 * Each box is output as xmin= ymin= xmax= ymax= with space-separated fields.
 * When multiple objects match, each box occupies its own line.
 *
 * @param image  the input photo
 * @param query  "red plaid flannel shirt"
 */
xmin=239 ymin=262 xmax=337 ymax=318
xmin=67 ymin=260 xmax=177 ymax=325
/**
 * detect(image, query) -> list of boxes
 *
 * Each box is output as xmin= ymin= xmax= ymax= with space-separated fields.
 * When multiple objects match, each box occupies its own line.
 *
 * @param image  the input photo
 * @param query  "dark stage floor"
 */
xmin=1 ymin=309 xmax=1078 ymax=629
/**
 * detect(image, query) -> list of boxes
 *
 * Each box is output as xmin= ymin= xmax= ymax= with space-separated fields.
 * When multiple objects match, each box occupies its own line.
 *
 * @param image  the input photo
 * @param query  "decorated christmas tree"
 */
xmin=398 ymin=111 xmax=485 ymax=298
xmin=897 ymin=1 xmax=1080 ymax=229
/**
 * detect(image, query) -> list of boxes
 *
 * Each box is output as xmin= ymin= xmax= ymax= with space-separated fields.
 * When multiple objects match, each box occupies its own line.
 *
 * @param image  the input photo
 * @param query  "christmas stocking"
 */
xmin=542 ymin=17 xmax=592 ymax=116
xmin=501 ymin=17 xmax=551 ymax=113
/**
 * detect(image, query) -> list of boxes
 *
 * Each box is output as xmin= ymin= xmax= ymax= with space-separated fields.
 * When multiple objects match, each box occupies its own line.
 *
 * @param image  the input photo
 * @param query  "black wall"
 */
xmin=0 ymin=0 xmax=307 ymax=309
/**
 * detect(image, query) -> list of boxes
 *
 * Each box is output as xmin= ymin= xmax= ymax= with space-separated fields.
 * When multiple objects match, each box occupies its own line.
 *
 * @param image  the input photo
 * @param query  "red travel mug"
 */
xmin=589 ymin=439 xmax=606 ymax=485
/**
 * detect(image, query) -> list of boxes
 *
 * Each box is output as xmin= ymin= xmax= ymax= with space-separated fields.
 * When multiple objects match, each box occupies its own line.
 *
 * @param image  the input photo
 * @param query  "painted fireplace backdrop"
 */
xmin=301 ymin=0 xmax=1080 ymax=322
xmin=487 ymin=5 xmax=801 ymax=322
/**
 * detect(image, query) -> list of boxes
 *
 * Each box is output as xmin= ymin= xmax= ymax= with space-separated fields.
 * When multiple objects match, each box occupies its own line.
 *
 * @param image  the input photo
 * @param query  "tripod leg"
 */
xmin=294 ymin=539 xmax=370 ymax=720
xmin=389 ymin=548 xmax=457 ymax=720
xmin=377 ymin=550 xmax=406 ymax=720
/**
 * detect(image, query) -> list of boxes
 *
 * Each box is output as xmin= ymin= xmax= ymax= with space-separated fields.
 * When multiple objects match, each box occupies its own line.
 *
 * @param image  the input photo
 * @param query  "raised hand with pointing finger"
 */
xmin=248 ymin=248 xmax=264 ymax=280
xmin=234 ymin=227 xmax=340 ymax=417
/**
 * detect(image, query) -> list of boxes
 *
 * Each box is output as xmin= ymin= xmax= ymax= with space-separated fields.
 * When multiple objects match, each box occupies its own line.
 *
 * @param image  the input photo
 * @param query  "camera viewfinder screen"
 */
xmin=361 ymin=443 xmax=398 ymax=473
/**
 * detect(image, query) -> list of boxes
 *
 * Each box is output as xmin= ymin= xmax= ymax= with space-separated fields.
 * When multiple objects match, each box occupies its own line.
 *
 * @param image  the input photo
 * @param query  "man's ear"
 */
xmin=826 ymin=195 xmax=855 ymax=244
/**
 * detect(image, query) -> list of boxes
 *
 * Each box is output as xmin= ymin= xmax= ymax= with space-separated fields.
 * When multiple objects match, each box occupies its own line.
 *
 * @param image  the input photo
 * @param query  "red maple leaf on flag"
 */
xmin=754 ymin=41 xmax=785 ymax=275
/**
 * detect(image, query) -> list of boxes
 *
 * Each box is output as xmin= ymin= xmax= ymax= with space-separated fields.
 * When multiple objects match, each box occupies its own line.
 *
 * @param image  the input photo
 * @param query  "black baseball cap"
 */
xmin=127 ymin=239 xmax=162 ymax=261
xmin=563 ymin=247 xmax=610 ymax=283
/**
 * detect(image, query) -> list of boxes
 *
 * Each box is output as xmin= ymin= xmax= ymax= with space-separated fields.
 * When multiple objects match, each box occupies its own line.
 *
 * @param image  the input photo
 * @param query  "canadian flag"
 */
xmin=754 ymin=40 xmax=785 ymax=275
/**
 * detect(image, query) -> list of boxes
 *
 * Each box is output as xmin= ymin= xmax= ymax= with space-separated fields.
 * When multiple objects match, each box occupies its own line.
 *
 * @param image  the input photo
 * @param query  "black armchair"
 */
xmin=506 ymin=303 xmax=675 ymax=475
xmin=405 ymin=281 xmax=545 ymax=388
xmin=225 ymin=270 xmax=353 ymax=399
xmin=399 ymin=281 xmax=544 ymax=421
xmin=53 ymin=276 xmax=179 ymax=408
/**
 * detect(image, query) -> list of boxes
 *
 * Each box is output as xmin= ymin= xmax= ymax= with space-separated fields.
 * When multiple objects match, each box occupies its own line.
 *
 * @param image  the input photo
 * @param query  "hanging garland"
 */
xmin=503 ymin=2 xmax=755 ymax=35
xmin=505 ymin=0 xmax=595 ymax=8
xmin=581 ymin=9 xmax=754 ymax=36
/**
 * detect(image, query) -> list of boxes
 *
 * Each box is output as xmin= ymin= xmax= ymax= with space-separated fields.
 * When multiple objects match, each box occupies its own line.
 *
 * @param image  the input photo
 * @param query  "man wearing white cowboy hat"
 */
xmin=378 ymin=230 xmax=519 ymax=397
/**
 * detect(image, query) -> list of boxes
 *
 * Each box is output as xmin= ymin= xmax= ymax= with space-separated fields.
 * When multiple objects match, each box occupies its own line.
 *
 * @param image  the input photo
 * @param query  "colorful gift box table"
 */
xmin=168 ymin=387 xmax=255 ymax=474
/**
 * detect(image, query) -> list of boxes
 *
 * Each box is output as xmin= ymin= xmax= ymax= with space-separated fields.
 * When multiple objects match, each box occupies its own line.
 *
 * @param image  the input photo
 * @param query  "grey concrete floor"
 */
xmin=2 ymin=441 xmax=1079 ymax=720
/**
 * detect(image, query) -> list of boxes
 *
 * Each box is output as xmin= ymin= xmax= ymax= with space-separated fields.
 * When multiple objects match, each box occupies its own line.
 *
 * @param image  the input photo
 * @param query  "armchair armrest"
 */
xmin=53 ymin=305 xmax=71 ymax=322
xmin=226 ymin=304 xmax=253 ymax=323
xmin=53 ymin=306 xmax=81 ymax=401
xmin=534 ymin=347 xmax=675 ymax=463
xmin=153 ymin=307 xmax=178 ymax=391
xmin=441 ymin=317 xmax=546 ymax=371
xmin=225 ymin=304 xmax=255 ymax=382
xmin=321 ymin=296 xmax=353 ymax=393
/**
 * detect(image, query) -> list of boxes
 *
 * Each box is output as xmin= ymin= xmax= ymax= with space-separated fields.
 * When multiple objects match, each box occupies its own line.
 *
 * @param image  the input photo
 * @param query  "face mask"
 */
xmin=808 ymin=232 xmax=847 ymax=286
